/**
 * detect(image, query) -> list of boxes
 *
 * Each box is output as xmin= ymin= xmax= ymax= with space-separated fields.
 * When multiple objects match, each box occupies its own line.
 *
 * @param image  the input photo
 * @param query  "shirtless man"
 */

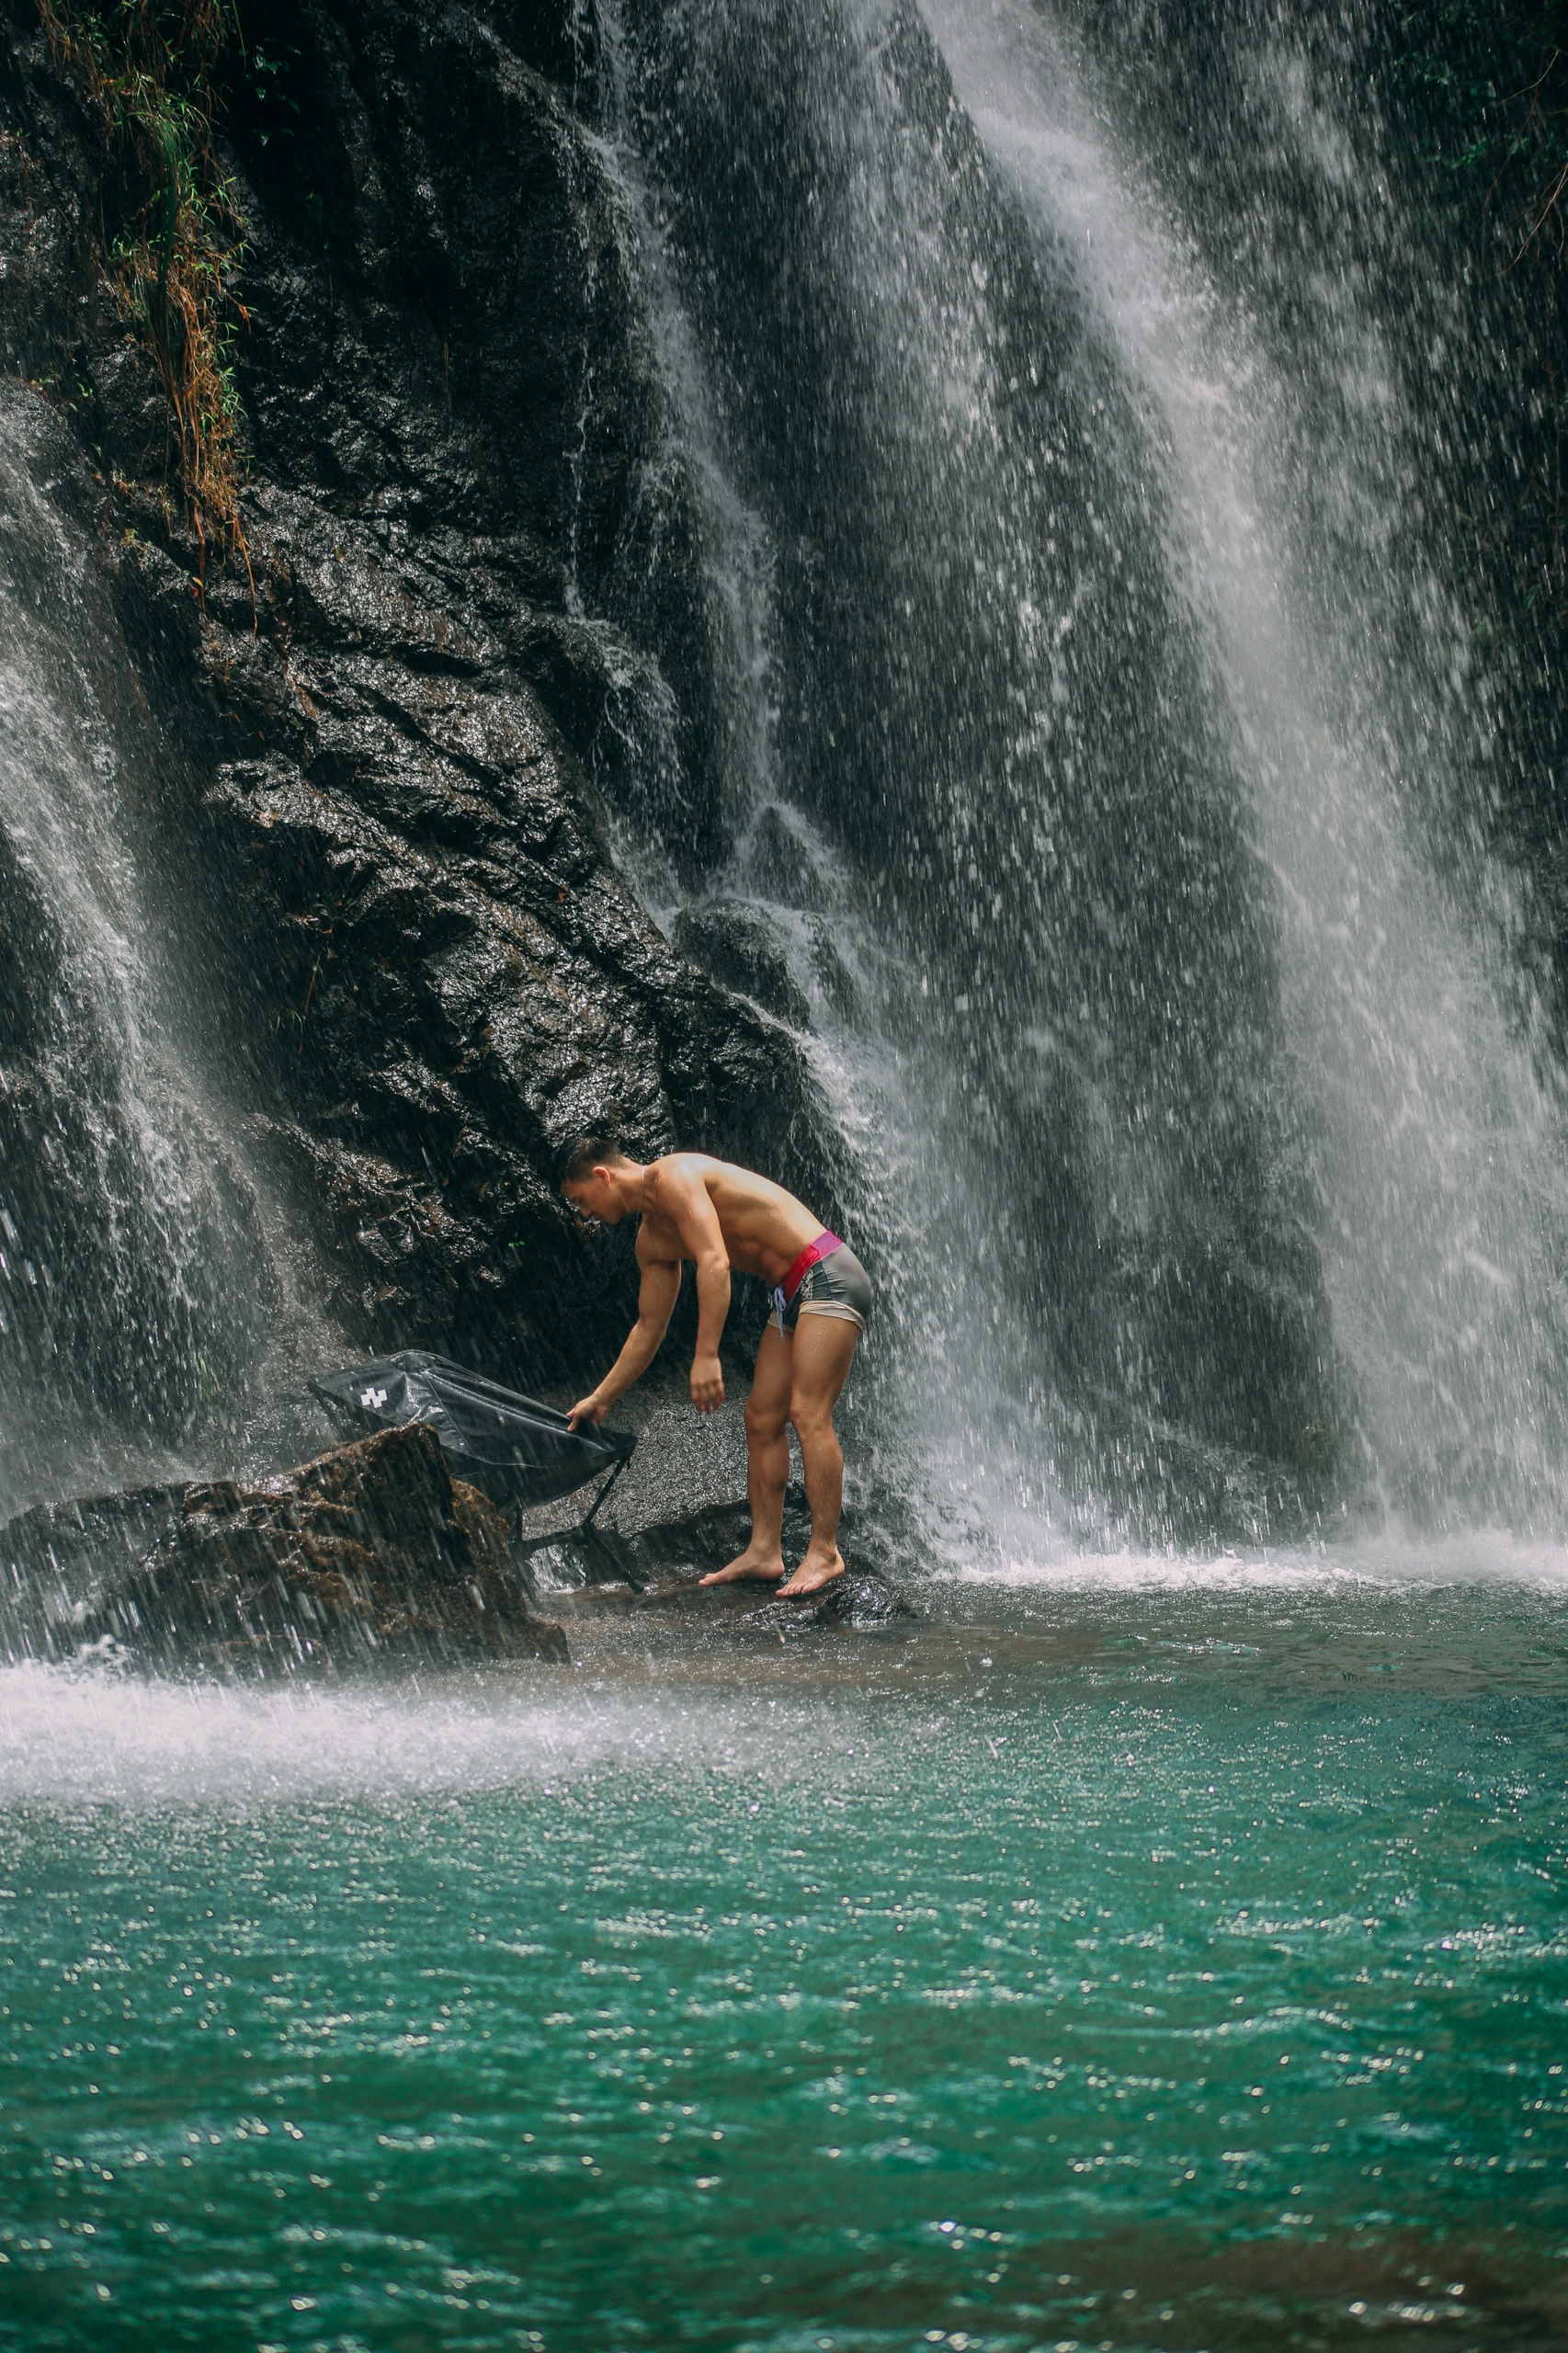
xmin=556 ymin=1138 xmax=871 ymax=1596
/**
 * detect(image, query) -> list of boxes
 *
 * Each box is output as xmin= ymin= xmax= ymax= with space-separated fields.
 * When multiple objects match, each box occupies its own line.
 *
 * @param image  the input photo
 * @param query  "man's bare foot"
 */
xmin=699 ymin=1549 xmax=787 ymax=1586
xmin=777 ymin=1548 xmax=845 ymax=1597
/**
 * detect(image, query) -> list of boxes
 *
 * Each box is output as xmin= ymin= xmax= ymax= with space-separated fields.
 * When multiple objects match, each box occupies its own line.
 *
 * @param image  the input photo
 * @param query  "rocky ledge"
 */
xmin=519 ymin=1498 xmax=921 ymax=1633
xmin=0 ymin=1427 xmax=917 ymax=1673
xmin=0 ymin=1423 xmax=568 ymax=1673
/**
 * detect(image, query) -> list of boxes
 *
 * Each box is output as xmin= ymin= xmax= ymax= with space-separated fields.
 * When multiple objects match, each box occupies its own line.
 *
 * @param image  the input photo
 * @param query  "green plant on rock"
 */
xmin=38 ymin=0 xmax=249 ymax=568
xmin=1392 ymin=3 xmax=1568 ymax=228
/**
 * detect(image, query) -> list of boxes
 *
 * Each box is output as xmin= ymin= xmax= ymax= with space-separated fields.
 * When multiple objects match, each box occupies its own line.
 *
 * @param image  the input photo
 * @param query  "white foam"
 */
xmin=0 ymin=1664 xmax=828 ymax=1813
xmin=938 ymin=1525 xmax=1568 ymax=1593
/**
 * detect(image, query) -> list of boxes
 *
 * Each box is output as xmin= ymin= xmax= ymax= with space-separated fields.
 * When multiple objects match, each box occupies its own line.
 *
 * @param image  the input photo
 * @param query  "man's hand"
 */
xmin=567 ymin=1393 xmax=608 ymax=1430
xmin=690 ymin=1353 xmax=725 ymax=1414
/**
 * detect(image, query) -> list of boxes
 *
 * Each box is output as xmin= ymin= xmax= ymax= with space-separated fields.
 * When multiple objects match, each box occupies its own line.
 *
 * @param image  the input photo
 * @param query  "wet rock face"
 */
xmin=672 ymin=903 xmax=812 ymax=1029
xmin=0 ymin=0 xmax=847 ymax=1397
xmin=0 ymin=1424 xmax=568 ymax=1671
xmin=0 ymin=0 xmax=1339 ymax=1521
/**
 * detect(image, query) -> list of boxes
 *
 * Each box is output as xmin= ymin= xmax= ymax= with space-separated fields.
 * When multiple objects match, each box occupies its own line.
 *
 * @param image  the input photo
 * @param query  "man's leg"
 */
xmin=777 ymin=1313 xmax=861 ymax=1597
xmin=699 ymin=1322 xmax=793 ymax=1585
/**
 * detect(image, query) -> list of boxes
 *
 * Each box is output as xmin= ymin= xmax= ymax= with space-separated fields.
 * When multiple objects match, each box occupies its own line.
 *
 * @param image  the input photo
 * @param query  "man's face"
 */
xmin=562 ymin=1167 xmax=623 ymax=1226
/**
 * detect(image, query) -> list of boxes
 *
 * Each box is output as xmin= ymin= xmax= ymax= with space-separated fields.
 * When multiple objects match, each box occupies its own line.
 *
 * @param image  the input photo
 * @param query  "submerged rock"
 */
xmin=0 ymin=1426 xmax=567 ymax=1674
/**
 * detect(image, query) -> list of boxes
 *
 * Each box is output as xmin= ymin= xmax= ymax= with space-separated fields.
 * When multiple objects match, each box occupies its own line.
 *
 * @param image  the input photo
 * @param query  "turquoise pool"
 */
xmin=3 ymin=1553 xmax=1566 ymax=2350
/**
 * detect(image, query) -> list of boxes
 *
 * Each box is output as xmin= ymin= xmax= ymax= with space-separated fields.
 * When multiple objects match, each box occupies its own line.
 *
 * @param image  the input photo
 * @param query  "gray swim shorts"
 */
xmin=781 ymin=1243 xmax=872 ymax=1334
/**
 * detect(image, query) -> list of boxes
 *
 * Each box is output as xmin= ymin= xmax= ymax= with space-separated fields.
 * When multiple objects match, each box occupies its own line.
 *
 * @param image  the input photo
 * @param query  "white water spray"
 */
xmin=924 ymin=0 xmax=1568 ymax=1521
xmin=0 ymin=394 xmax=333 ymax=1514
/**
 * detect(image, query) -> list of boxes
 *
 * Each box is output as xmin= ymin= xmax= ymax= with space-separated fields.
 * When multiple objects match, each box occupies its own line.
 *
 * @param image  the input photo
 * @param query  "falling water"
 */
xmin=0 ymin=395 xmax=310 ymax=1515
xmin=925 ymin=0 xmax=1568 ymax=1527
xmin=585 ymin=0 xmax=1326 ymax=1542
xmin=571 ymin=0 xmax=1568 ymax=1540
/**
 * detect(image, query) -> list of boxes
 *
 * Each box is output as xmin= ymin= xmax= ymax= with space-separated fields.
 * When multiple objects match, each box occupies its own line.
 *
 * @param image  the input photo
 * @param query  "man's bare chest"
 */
xmin=637 ymin=1212 xmax=688 ymax=1266
xmin=638 ymin=1208 xmax=765 ymax=1274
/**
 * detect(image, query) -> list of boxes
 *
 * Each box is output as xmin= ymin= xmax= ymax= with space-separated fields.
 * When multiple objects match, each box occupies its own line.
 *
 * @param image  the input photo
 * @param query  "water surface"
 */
xmin=3 ymin=1552 xmax=1566 ymax=2351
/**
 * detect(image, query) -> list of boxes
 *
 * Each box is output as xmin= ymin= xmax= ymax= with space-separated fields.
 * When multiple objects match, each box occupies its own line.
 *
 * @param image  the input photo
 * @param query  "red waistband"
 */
xmin=779 ymin=1231 xmax=846 ymax=1303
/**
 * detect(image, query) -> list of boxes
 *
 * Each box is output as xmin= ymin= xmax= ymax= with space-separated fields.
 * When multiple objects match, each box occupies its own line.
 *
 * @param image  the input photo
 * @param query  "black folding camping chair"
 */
xmin=310 ymin=1351 xmax=636 ymax=1535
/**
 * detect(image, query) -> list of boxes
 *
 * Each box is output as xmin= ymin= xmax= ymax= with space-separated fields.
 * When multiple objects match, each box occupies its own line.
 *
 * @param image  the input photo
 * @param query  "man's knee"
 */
xmin=789 ymin=1395 xmax=838 ymax=1445
xmin=744 ymin=1394 xmax=788 ymax=1443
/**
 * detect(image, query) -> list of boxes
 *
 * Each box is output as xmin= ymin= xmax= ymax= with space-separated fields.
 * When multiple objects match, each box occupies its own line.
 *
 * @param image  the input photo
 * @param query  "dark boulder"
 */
xmin=0 ymin=1424 xmax=568 ymax=1671
xmin=671 ymin=901 xmax=812 ymax=1028
xmin=0 ymin=1483 xmax=188 ymax=1656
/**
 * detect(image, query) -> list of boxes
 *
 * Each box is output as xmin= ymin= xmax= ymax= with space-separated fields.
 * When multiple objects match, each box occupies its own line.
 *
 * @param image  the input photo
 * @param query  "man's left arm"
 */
xmin=567 ymin=1252 xmax=682 ymax=1428
xmin=657 ymin=1164 xmax=733 ymax=1413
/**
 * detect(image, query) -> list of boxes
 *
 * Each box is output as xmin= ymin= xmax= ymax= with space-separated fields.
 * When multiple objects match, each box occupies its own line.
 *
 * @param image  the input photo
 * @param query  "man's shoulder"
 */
xmin=648 ymin=1151 xmax=728 ymax=1199
xmin=653 ymin=1150 xmax=723 ymax=1177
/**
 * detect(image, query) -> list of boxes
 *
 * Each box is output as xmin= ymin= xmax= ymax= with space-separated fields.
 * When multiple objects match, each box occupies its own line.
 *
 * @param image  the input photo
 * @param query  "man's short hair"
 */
xmin=554 ymin=1132 xmax=632 ymax=1188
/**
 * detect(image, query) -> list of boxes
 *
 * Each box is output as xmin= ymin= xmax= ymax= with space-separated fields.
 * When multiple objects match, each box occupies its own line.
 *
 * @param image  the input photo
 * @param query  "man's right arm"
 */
xmin=567 ymin=1255 xmax=682 ymax=1427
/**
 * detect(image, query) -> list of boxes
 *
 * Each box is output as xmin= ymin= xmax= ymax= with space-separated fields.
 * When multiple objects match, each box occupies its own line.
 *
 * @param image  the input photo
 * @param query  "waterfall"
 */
xmin=0 ymin=394 xmax=324 ymax=1517
xmin=6 ymin=0 xmax=1563 ymax=1546
xmin=595 ymin=0 xmax=1333 ymax=1540
xmin=923 ymin=0 xmax=1568 ymax=1526
xmin=587 ymin=0 xmax=1568 ymax=1537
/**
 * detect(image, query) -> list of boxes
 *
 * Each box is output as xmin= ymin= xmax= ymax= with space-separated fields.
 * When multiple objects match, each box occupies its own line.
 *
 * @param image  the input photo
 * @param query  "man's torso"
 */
xmin=635 ymin=1154 xmax=823 ymax=1284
